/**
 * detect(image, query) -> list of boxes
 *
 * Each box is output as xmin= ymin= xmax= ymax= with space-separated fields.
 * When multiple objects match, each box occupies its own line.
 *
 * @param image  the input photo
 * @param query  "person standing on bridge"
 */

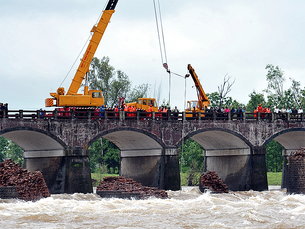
xmin=298 ymin=107 xmax=303 ymax=119
xmin=0 ymin=103 xmax=4 ymax=118
xmin=114 ymin=105 xmax=119 ymax=118
xmin=99 ymin=105 xmax=105 ymax=117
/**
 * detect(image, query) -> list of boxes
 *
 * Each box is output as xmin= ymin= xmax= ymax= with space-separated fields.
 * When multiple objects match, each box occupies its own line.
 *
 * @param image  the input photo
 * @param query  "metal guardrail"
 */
xmin=0 ymin=110 xmax=304 ymax=122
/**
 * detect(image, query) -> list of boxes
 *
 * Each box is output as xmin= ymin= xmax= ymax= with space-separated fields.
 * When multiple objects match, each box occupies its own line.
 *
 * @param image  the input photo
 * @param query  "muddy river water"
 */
xmin=0 ymin=187 xmax=304 ymax=228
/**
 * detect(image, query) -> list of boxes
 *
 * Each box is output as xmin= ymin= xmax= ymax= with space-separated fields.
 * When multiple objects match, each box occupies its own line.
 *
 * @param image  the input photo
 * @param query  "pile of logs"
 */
xmin=97 ymin=176 xmax=168 ymax=199
xmin=0 ymin=159 xmax=50 ymax=201
xmin=199 ymin=171 xmax=229 ymax=193
xmin=290 ymin=147 xmax=305 ymax=161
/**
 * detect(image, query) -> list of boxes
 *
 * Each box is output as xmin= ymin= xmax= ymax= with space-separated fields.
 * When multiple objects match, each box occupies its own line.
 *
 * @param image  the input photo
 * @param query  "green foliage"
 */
xmin=125 ymin=83 xmax=150 ymax=103
xmin=179 ymin=138 xmax=205 ymax=186
xmin=89 ymin=138 xmax=120 ymax=174
xmin=265 ymin=140 xmax=284 ymax=172
xmin=0 ymin=137 xmax=23 ymax=166
xmin=246 ymin=90 xmax=266 ymax=112
xmin=0 ymin=136 xmax=9 ymax=162
xmin=88 ymin=56 xmax=151 ymax=107
xmin=265 ymin=64 xmax=285 ymax=98
xmin=206 ymin=92 xmax=244 ymax=109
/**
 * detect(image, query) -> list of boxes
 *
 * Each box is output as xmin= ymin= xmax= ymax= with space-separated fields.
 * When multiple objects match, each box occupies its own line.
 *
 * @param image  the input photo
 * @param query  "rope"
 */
xmin=60 ymin=34 xmax=91 ymax=87
xmin=153 ymin=0 xmax=164 ymax=65
xmin=60 ymin=4 xmax=107 ymax=87
xmin=157 ymin=0 xmax=168 ymax=64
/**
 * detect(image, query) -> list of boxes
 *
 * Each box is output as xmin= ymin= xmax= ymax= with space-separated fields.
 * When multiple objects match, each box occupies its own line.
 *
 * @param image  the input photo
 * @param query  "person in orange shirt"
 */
xmin=148 ymin=104 xmax=153 ymax=117
xmin=114 ymin=105 xmax=119 ymax=118
xmin=132 ymin=106 xmax=137 ymax=117
xmin=124 ymin=104 xmax=128 ymax=118
xmin=128 ymin=105 xmax=133 ymax=117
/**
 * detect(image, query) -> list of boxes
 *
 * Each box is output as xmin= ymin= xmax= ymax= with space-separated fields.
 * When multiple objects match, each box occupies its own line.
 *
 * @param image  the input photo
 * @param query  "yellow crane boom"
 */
xmin=46 ymin=0 xmax=118 ymax=107
xmin=185 ymin=64 xmax=210 ymax=116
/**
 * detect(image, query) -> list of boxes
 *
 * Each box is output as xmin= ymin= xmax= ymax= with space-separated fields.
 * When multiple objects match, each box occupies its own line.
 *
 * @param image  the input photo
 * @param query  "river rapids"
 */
xmin=0 ymin=187 xmax=304 ymax=228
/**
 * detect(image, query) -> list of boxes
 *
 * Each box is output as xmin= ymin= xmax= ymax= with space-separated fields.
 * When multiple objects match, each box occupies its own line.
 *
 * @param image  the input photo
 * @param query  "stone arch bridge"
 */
xmin=0 ymin=110 xmax=304 ymax=193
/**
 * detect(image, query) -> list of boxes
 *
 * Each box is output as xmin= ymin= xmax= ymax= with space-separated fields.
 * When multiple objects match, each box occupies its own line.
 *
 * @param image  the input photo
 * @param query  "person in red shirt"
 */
xmin=114 ymin=105 xmax=119 ymax=118
xmin=132 ymin=106 xmax=137 ymax=117
xmin=148 ymin=105 xmax=153 ymax=117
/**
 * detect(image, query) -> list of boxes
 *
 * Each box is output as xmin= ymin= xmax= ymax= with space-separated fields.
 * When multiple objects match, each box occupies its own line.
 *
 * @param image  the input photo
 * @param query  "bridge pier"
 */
xmin=23 ymin=148 xmax=92 ymax=194
xmin=204 ymin=148 xmax=252 ymax=191
xmin=120 ymin=148 xmax=180 ymax=191
xmin=250 ymin=146 xmax=268 ymax=191
xmin=281 ymin=149 xmax=298 ymax=189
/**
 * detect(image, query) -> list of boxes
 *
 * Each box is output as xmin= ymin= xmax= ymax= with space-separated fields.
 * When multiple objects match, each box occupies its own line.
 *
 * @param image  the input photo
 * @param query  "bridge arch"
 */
xmin=0 ymin=127 xmax=66 ymax=153
xmin=88 ymin=127 xmax=166 ymax=188
xmin=177 ymin=127 xmax=253 ymax=150
xmin=88 ymin=127 xmax=165 ymax=150
xmin=263 ymin=127 xmax=305 ymax=151
xmin=263 ymin=127 xmax=305 ymax=189
xmin=178 ymin=128 xmax=254 ymax=191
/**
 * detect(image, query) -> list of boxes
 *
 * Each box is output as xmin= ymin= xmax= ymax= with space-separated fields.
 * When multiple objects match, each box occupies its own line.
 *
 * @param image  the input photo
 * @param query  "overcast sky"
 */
xmin=1 ymin=0 xmax=305 ymax=110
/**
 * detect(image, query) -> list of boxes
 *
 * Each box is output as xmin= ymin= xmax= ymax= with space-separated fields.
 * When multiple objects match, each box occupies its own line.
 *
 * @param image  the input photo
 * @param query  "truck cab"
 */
xmin=127 ymin=98 xmax=158 ymax=112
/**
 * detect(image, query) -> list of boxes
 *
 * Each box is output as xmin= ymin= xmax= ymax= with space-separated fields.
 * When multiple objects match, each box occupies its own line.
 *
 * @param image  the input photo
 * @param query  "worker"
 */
xmin=114 ymin=105 xmax=119 ymax=118
xmin=257 ymin=104 xmax=263 ymax=115
xmin=132 ymin=105 xmax=137 ymax=117
xmin=128 ymin=105 xmax=133 ymax=117
xmin=163 ymin=106 xmax=168 ymax=119
xmin=148 ymin=104 xmax=153 ymax=117
xmin=99 ymin=105 xmax=105 ymax=117
xmin=0 ymin=103 xmax=4 ymax=118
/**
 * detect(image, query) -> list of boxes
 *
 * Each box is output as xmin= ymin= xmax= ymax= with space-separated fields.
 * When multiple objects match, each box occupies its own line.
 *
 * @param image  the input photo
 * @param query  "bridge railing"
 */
xmin=0 ymin=110 xmax=304 ymax=122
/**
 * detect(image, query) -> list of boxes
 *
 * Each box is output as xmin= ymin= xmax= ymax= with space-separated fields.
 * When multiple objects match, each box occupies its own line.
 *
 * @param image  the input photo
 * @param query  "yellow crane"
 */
xmin=45 ymin=0 xmax=118 ymax=108
xmin=185 ymin=64 xmax=210 ymax=117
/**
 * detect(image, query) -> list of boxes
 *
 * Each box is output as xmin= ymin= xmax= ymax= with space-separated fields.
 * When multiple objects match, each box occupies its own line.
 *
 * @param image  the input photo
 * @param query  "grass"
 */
xmin=92 ymin=171 xmax=282 ymax=187
xmin=267 ymin=172 xmax=282 ymax=186
xmin=91 ymin=173 xmax=119 ymax=187
xmin=180 ymin=172 xmax=282 ymax=187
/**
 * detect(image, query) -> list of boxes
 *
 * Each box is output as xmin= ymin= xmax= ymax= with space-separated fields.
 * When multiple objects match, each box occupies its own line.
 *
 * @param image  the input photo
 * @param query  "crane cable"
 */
xmin=153 ymin=0 xmax=171 ymax=105
xmin=153 ymin=0 xmax=189 ymax=192
xmin=60 ymin=3 xmax=108 ymax=87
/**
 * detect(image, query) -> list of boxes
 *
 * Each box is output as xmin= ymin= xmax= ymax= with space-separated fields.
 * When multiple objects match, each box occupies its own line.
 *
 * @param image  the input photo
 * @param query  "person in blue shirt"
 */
xmin=99 ymin=105 xmax=105 ymax=117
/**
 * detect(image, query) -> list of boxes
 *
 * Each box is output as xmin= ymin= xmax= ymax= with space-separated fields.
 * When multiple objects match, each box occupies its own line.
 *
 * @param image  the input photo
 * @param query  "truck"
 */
xmin=185 ymin=64 xmax=210 ymax=117
xmin=45 ymin=0 xmax=118 ymax=108
xmin=126 ymin=98 xmax=158 ymax=112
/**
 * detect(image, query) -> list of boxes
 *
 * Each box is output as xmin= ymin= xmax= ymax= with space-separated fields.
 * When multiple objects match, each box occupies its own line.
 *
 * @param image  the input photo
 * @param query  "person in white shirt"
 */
xmin=274 ymin=106 xmax=279 ymax=119
xmin=298 ymin=107 xmax=303 ymax=114
xmin=298 ymin=107 xmax=303 ymax=119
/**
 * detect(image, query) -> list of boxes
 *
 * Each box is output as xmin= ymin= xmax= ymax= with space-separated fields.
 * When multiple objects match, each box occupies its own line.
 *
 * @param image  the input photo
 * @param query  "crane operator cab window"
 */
xmin=187 ymin=101 xmax=198 ymax=110
xmin=143 ymin=100 xmax=147 ymax=105
xmin=138 ymin=99 xmax=142 ymax=105
xmin=92 ymin=92 xmax=102 ymax=98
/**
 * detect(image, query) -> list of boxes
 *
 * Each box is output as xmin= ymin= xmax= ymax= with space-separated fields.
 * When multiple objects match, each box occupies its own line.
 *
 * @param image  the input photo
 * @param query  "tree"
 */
xmin=206 ymin=92 xmax=244 ymax=109
xmin=125 ymin=83 xmax=150 ymax=103
xmin=108 ymin=70 xmax=131 ymax=107
xmin=179 ymin=138 xmax=205 ymax=186
xmin=0 ymin=136 xmax=9 ymax=162
xmin=217 ymin=74 xmax=235 ymax=109
xmin=5 ymin=141 xmax=23 ymax=166
xmin=88 ymin=56 xmax=152 ymax=107
xmin=246 ymin=90 xmax=266 ymax=112
xmin=265 ymin=140 xmax=284 ymax=172
xmin=88 ymin=56 xmax=115 ymax=107
xmin=89 ymin=138 xmax=120 ymax=174
xmin=265 ymin=64 xmax=285 ymax=100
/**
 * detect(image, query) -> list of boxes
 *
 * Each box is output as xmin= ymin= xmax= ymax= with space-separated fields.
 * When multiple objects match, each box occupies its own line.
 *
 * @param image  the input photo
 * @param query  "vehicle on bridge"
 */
xmin=126 ymin=98 xmax=158 ymax=112
xmin=185 ymin=64 xmax=210 ymax=117
xmin=45 ymin=0 xmax=118 ymax=109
